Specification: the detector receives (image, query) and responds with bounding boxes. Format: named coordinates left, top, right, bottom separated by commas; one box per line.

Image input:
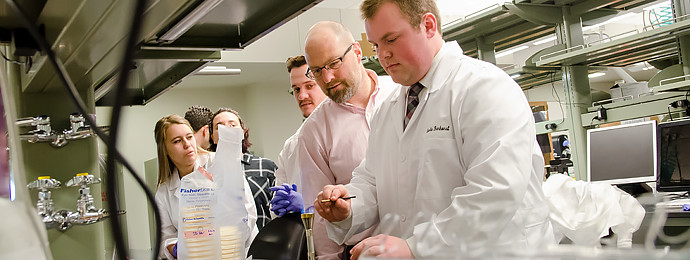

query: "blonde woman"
left=153, top=115, right=258, bottom=259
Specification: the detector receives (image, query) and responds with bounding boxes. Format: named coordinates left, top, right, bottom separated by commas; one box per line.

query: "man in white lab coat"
left=269, top=56, right=328, bottom=218
left=314, top=0, right=555, bottom=258
left=272, top=55, right=328, bottom=193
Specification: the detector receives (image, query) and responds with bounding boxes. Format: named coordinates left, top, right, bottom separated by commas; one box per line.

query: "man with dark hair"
left=314, top=0, right=555, bottom=258
left=184, top=105, right=213, bottom=150
left=210, top=108, right=277, bottom=230
left=286, top=55, right=328, bottom=118
left=269, top=56, right=328, bottom=218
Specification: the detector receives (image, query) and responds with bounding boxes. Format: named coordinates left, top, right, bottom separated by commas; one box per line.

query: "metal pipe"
left=610, top=67, right=637, bottom=83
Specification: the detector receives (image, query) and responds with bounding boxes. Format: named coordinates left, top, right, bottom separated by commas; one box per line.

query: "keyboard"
left=655, top=199, right=690, bottom=217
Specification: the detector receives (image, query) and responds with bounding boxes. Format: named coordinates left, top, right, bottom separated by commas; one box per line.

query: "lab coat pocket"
left=414, top=137, right=463, bottom=201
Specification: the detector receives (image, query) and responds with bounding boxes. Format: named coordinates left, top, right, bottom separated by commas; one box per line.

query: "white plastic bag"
left=177, top=166, right=220, bottom=259
left=207, top=125, right=249, bottom=259
left=543, top=174, right=645, bottom=248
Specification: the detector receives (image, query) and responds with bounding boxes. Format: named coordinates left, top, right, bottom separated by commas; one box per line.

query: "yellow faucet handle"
left=76, top=173, right=89, bottom=176
left=38, top=176, right=51, bottom=180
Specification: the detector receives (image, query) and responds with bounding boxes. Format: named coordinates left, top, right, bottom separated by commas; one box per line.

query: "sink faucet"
left=62, top=173, right=109, bottom=230
left=26, top=176, right=62, bottom=230
left=17, top=116, right=55, bottom=144
left=27, top=173, right=121, bottom=231
left=17, top=114, right=93, bottom=148
left=64, top=113, right=92, bottom=140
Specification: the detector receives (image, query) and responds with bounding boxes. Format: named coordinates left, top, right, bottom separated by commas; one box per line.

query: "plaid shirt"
left=242, top=153, right=277, bottom=230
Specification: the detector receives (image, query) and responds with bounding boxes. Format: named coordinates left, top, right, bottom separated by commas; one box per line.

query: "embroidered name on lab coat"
left=426, top=125, right=450, bottom=133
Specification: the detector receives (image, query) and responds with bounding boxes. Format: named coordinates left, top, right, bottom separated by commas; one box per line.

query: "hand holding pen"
left=314, top=184, right=352, bottom=223
left=321, top=196, right=356, bottom=203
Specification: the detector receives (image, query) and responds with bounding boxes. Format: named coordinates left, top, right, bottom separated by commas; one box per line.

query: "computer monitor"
left=587, top=120, right=657, bottom=185
left=656, top=119, right=690, bottom=192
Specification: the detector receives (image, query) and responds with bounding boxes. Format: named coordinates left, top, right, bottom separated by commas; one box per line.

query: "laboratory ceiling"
left=177, top=0, right=514, bottom=91
left=178, top=62, right=287, bottom=89
left=179, top=0, right=668, bottom=93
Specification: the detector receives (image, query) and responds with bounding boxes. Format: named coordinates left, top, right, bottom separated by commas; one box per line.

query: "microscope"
left=548, top=136, right=574, bottom=178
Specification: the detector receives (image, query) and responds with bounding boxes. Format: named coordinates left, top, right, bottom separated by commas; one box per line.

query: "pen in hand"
left=321, top=196, right=356, bottom=203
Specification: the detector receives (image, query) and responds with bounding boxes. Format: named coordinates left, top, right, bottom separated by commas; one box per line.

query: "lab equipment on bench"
left=587, top=120, right=657, bottom=185
left=656, top=118, right=690, bottom=193
left=301, top=212, right=315, bottom=260
left=247, top=212, right=308, bottom=259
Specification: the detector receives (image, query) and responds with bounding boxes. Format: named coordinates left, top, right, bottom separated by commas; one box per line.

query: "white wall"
left=524, top=81, right=567, bottom=123
left=243, top=82, right=303, bottom=158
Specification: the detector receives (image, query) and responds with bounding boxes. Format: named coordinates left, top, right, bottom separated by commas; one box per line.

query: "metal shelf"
left=651, top=76, right=690, bottom=92
left=504, top=65, right=560, bottom=90
left=441, top=0, right=658, bottom=59
left=536, top=17, right=690, bottom=67
left=581, top=92, right=688, bottom=126
left=362, top=56, right=386, bottom=76
left=363, top=0, right=662, bottom=88
left=504, top=65, right=607, bottom=90
left=442, top=4, right=555, bottom=58
left=515, top=0, right=659, bottom=11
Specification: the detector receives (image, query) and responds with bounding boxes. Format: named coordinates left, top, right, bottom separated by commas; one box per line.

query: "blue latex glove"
left=269, top=183, right=304, bottom=217
left=172, top=243, right=177, bottom=258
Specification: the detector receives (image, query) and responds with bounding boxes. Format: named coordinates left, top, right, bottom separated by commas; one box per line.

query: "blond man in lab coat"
left=314, top=0, right=556, bottom=258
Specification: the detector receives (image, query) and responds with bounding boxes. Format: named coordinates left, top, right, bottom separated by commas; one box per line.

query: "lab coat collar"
left=170, top=168, right=181, bottom=200
left=417, top=41, right=462, bottom=94
left=168, top=169, right=181, bottom=192
left=390, top=41, right=463, bottom=103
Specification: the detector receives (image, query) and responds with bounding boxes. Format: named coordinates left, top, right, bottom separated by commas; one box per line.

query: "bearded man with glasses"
left=287, top=21, right=396, bottom=259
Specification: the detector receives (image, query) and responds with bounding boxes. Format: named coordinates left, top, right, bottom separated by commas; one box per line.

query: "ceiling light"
left=196, top=66, right=241, bottom=75
left=495, top=45, right=529, bottom=58
left=157, top=0, right=224, bottom=43
left=588, top=72, right=606, bottom=78
left=533, top=36, right=557, bottom=46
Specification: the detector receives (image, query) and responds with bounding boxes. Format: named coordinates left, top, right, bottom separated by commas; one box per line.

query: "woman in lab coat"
left=153, top=115, right=258, bottom=259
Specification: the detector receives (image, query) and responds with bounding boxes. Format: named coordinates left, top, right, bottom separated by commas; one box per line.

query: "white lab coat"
left=274, top=99, right=326, bottom=192
left=155, top=152, right=258, bottom=259
left=275, top=125, right=303, bottom=191
left=327, top=41, right=555, bottom=257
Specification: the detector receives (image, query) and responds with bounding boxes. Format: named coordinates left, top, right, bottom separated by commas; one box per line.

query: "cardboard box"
left=610, top=82, right=650, bottom=102
left=357, top=33, right=376, bottom=57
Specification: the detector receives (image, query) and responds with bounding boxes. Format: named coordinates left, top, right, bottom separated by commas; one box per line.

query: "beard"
left=326, top=73, right=360, bottom=104
left=327, top=82, right=356, bottom=104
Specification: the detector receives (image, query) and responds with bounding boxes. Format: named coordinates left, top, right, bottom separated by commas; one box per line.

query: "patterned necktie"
left=404, top=82, right=424, bottom=130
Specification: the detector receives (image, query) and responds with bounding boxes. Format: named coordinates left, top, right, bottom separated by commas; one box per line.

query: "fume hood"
left=1, top=0, right=322, bottom=105
left=0, top=0, right=322, bottom=259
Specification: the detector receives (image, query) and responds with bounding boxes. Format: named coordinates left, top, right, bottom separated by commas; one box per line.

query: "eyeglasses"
left=306, top=43, right=353, bottom=80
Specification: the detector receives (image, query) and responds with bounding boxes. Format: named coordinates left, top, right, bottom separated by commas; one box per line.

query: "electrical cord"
left=0, top=49, right=23, bottom=64
left=5, top=1, right=161, bottom=259
left=550, top=72, right=566, bottom=126
left=107, top=0, right=149, bottom=259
